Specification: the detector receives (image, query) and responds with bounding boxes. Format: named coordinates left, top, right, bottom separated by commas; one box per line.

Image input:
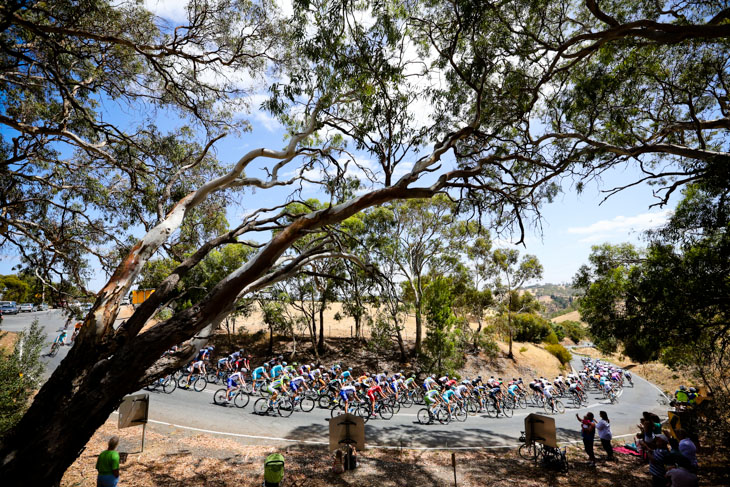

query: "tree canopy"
left=1, top=0, right=729, bottom=483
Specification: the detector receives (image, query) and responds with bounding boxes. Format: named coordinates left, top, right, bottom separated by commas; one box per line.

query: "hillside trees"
left=1, top=0, right=728, bottom=483
left=491, top=249, right=543, bottom=358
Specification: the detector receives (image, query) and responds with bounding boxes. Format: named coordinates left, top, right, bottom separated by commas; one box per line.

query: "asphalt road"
left=3, top=311, right=670, bottom=449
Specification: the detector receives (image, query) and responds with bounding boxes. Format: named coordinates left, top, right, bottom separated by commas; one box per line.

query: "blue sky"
left=0, top=0, right=679, bottom=291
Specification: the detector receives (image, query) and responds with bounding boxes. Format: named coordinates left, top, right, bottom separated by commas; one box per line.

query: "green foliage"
left=512, top=313, right=552, bottom=343
left=519, top=346, right=528, bottom=353
left=561, top=320, right=585, bottom=344
left=422, top=277, right=464, bottom=375
left=0, top=320, right=46, bottom=437
left=0, top=275, right=30, bottom=303
left=550, top=323, right=566, bottom=342
left=543, top=330, right=559, bottom=345
left=545, top=344, right=572, bottom=366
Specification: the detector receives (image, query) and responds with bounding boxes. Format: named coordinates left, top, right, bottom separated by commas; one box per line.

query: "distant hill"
left=522, top=283, right=580, bottom=317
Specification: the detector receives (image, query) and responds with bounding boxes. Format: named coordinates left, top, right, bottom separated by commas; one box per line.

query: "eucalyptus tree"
left=491, top=249, right=543, bottom=359
left=3, top=0, right=727, bottom=483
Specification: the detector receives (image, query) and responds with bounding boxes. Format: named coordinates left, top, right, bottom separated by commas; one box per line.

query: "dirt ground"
left=572, top=347, right=694, bottom=395
left=61, top=418, right=729, bottom=487
left=0, top=329, right=17, bottom=352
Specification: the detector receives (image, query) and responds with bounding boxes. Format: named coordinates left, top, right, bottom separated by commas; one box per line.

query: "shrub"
left=513, top=313, right=552, bottom=343
left=551, top=323, right=566, bottom=341
left=0, top=320, right=46, bottom=437
left=519, top=346, right=528, bottom=353
left=545, top=343, right=572, bottom=365
left=561, top=320, right=585, bottom=344
left=543, top=330, right=559, bottom=345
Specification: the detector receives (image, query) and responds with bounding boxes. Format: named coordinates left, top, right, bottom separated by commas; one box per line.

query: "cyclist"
left=266, top=376, right=290, bottom=407
left=442, top=386, right=457, bottom=417
left=54, top=329, right=68, bottom=346
left=251, top=363, right=271, bottom=392
left=226, top=370, right=246, bottom=401
left=183, top=358, right=206, bottom=389
left=423, top=388, right=443, bottom=422
left=339, top=383, right=358, bottom=414
left=289, top=374, right=308, bottom=402
left=272, top=361, right=287, bottom=379
left=366, top=379, right=385, bottom=417
left=423, top=375, right=438, bottom=391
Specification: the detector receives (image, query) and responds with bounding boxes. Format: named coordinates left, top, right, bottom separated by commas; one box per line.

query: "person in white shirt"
left=596, top=410, right=614, bottom=460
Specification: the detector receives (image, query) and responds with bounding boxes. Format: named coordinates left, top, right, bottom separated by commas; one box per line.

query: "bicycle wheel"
left=455, top=406, right=468, bottom=422
left=414, top=389, right=425, bottom=405
left=389, top=399, right=401, bottom=415
left=242, top=382, right=253, bottom=395
left=318, top=394, right=332, bottom=409
left=49, top=343, right=59, bottom=357
left=519, top=442, right=537, bottom=461
left=331, top=404, right=344, bottom=418
left=401, top=394, right=414, bottom=408
left=253, top=398, right=269, bottom=415
left=277, top=397, right=294, bottom=417
left=234, top=391, right=250, bottom=408
left=299, top=396, right=315, bottom=412
left=162, top=376, right=176, bottom=394
left=378, top=403, right=394, bottom=420
left=213, top=389, right=228, bottom=405
left=501, top=402, right=514, bottom=418
left=554, top=400, right=565, bottom=414
left=517, top=396, right=527, bottom=409
left=417, top=408, right=432, bottom=424
left=356, top=404, right=371, bottom=424
left=207, top=371, right=219, bottom=383
left=544, top=400, right=554, bottom=414
left=436, top=406, right=451, bottom=424
left=467, top=398, right=479, bottom=414
left=177, top=376, right=190, bottom=389
left=193, top=376, right=208, bottom=392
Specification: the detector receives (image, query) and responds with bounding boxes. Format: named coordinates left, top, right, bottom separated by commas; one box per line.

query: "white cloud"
left=567, top=210, right=672, bottom=243
left=143, top=0, right=189, bottom=22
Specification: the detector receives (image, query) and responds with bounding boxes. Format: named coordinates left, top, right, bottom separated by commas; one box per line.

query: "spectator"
left=332, top=449, right=344, bottom=474
left=648, top=434, right=671, bottom=487
left=577, top=412, right=596, bottom=467
left=95, top=436, right=120, bottom=487
left=666, top=455, right=698, bottom=487
left=676, top=430, right=698, bottom=473
left=596, top=410, right=614, bottom=461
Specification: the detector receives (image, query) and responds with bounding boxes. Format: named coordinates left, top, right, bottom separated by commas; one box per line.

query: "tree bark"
left=317, top=295, right=326, bottom=353
left=414, top=300, right=422, bottom=355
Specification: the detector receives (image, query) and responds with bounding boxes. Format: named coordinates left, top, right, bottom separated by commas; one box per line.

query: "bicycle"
left=253, top=394, right=294, bottom=417
left=145, top=374, right=177, bottom=394
left=291, top=392, right=316, bottom=412
left=417, top=405, right=442, bottom=424
left=358, top=398, right=394, bottom=423
left=518, top=431, right=539, bottom=462
left=213, top=387, right=250, bottom=408
left=543, top=396, right=565, bottom=415
left=178, top=373, right=208, bottom=392
left=48, top=341, right=63, bottom=357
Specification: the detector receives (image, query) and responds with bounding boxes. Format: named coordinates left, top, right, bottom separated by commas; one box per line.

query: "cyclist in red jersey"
left=366, top=380, right=385, bottom=417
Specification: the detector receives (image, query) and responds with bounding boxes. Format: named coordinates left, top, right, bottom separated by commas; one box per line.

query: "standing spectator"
left=577, top=412, right=596, bottom=467
left=666, top=456, right=698, bottom=487
left=596, top=410, right=614, bottom=461
left=648, top=434, right=671, bottom=487
left=677, top=430, right=698, bottom=473
left=96, top=436, right=120, bottom=487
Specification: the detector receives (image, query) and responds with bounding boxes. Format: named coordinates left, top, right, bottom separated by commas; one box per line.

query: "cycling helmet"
left=278, top=355, right=284, bottom=360
left=293, top=362, right=298, bottom=366
left=282, top=362, right=287, bottom=366
left=348, top=367, right=353, bottom=372
left=689, top=387, right=697, bottom=392
left=283, top=376, right=290, bottom=383
left=264, top=363, right=270, bottom=368
left=679, top=385, right=687, bottom=391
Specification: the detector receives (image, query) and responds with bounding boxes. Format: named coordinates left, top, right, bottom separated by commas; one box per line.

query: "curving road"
left=3, top=310, right=669, bottom=449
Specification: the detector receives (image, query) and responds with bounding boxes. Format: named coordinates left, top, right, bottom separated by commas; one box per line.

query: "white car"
left=19, top=303, right=34, bottom=312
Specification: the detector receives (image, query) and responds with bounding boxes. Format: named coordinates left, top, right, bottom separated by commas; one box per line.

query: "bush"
left=519, top=346, right=528, bottom=353
left=0, top=320, right=46, bottom=437
left=543, top=330, right=559, bottom=344
left=545, top=343, right=572, bottom=365
left=551, top=323, right=566, bottom=341
left=513, top=313, right=552, bottom=343
left=561, top=320, right=585, bottom=344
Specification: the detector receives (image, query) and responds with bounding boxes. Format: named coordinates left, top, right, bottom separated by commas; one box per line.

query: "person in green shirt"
left=96, top=436, right=120, bottom=487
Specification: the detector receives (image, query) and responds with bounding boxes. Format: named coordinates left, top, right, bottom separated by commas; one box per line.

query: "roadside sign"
left=524, top=413, right=557, bottom=448
left=118, top=393, right=149, bottom=428
left=329, top=413, right=365, bottom=451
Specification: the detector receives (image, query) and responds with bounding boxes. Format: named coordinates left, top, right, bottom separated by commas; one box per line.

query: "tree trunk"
left=354, top=314, right=361, bottom=340
left=414, top=305, right=422, bottom=355
left=317, top=296, right=326, bottom=353
left=268, top=322, right=274, bottom=354
left=473, top=317, right=482, bottom=350
left=507, top=312, right=514, bottom=359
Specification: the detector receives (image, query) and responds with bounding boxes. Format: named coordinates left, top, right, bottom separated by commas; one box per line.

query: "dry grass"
left=0, top=330, right=17, bottom=352
left=572, top=347, right=694, bottom=395
left=550, top=310, right=584, bottom=324
left=61, top=418, right=729, bottom=487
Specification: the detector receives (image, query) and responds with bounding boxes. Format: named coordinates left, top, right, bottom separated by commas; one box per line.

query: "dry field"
left=0, top=330, right=17, bottom=352
left=61, top=418, right=729, bottom=487
left=550, top=310, right=584, bottom=324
